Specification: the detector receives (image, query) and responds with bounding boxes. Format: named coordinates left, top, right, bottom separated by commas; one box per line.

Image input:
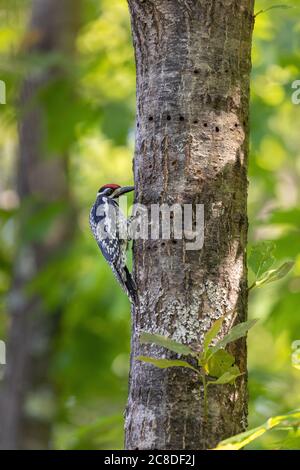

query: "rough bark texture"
left=125, top=0, right=254, bottom=450
left=0, top=0, right=79, bottom=449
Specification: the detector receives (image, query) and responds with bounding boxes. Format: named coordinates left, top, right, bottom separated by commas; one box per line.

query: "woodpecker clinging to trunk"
left=89, top=183, right=137, bottom=304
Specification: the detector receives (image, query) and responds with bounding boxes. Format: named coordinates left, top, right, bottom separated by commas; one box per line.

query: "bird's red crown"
left=101, top=184, right=120, bottom=190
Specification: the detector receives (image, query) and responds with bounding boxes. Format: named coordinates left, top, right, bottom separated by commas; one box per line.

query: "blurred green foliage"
left=0, top=0, right=299, bottom=450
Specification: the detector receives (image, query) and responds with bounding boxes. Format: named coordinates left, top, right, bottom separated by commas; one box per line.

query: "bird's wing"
left=110, top=264, right=137, bottom=304
left=90, top=197, right=137, bottom=303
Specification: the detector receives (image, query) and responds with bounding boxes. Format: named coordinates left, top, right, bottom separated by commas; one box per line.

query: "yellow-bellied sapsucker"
left=89, top=183, right=137, bottom=304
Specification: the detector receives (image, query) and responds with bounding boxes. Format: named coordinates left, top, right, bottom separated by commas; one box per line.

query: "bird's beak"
left=113, top=186, right=134, bottom=198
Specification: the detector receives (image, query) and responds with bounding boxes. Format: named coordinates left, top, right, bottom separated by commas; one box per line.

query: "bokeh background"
left=0, top=0, right=299, bottom=450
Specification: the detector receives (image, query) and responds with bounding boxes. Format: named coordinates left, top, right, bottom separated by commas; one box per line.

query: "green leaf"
left=214, top=410, right=300, bottom=450
left=206, top=349, right=235, bottom=378
left=254, top=261, right=294, bottom=288
left=211, top=319, right=257, bottom=354
left=135, top=356, right=199, bottom=373
left=140, top=332, right=196, bottom=356
left=203, top=317, right=224, bottom=355
left=208, top=366, right=243, bottom=385
left=248, top=242, right=275, bottom=278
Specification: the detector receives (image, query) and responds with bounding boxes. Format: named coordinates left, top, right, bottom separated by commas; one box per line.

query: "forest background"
left=0, top=0, right=300, bottom=450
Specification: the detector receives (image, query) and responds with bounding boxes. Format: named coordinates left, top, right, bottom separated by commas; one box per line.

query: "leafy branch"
left=248, top=241, right=294, bottom=292
left=136, top=317, right=257, bottom=419
left=214, top=410, right=300, bottom=450
left=214, top=343, right=300, bottom=449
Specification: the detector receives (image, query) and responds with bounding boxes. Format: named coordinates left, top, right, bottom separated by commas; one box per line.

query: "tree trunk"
left=0, top=0, right=79, bottom=450
left=125, top=0, right=254, bottom=450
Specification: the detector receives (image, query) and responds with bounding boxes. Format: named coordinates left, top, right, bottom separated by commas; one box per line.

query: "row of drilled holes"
left=140, top=118, right=241, bottom=132
left=147, top=240, right=178, bottom=249
left=138, top=69, right=236, bottom=127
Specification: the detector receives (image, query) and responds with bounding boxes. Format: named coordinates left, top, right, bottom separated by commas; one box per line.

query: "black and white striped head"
left=97, top=183, right=134, bottom=199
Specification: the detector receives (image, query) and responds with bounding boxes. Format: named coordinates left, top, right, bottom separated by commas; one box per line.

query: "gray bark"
left=125, top=0, right=254, bottom=449
left=0, top=0, right=79, bottom=449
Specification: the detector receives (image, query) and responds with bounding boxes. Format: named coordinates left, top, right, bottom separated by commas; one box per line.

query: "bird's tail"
left=123, top=266, right=138, bottom=305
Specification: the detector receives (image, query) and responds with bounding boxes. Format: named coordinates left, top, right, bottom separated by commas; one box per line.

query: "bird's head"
left=97, top=183, right=134, bottom=199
